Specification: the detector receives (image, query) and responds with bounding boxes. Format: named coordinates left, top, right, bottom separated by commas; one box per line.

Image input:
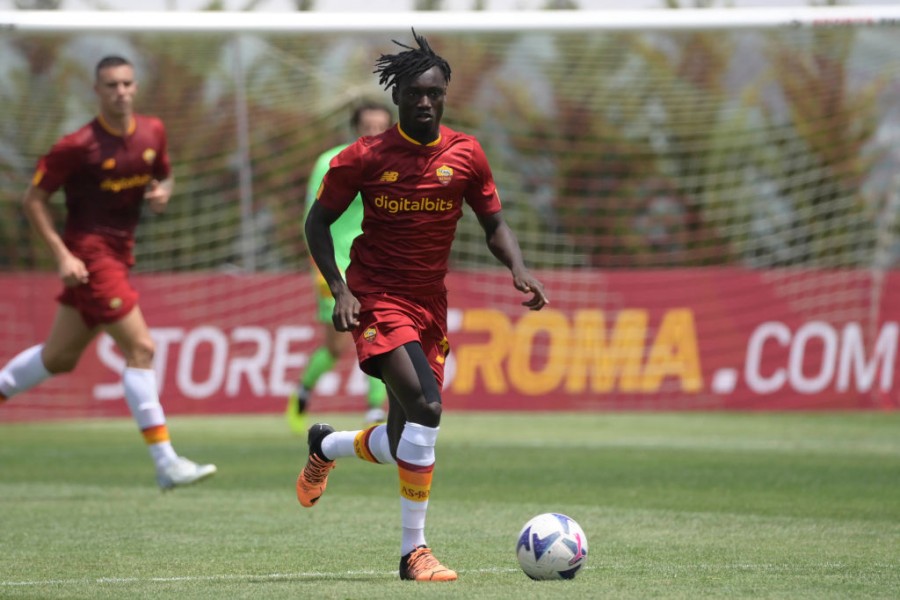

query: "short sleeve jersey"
left=303, top=143, right=364, bottom=273
left=31, top=114, right=171, bottom=243
left=316, top=125, right=501, bottom=296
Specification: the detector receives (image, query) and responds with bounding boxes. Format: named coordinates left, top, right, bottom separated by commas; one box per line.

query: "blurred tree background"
left=0, top=0, right=898, bottom=274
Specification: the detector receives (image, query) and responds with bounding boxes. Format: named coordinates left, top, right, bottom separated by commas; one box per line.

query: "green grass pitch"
left=1, top=411, right=898, bottom=599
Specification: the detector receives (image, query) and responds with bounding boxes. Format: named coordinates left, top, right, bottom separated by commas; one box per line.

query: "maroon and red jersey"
left=32, top=114, right=171, bottom=247
left=317, top=124, right=501, bottom=296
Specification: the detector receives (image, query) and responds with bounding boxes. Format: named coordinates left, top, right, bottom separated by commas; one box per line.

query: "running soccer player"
left=0, top=55, right=216, bottom=491
left=299, top=30, right=548, bottom=581
left=286, top=101, right=393, bottom=435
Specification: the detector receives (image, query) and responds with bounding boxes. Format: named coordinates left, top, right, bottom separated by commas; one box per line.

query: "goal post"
left=1, top=5, right=899, bottom=419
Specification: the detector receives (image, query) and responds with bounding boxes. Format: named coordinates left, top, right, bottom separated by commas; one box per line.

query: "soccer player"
left=298, top=30, right=548, bottom=582
left=286, top=101, right=393, bottom=435
left=0, top=55, right=216, bottom=491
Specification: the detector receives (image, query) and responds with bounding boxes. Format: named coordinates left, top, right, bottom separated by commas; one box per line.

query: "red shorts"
left=353, top=292, right=450, bottom=388
left=56, top=235, right=138, bottom=329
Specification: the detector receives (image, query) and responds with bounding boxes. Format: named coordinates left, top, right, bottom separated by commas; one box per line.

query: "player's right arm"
left=302, top=149, right=338, bottom=280
left=305, top=201, right=358, bottom=332
left=22, top=185, right=88, bottom=287
left=304, top=143, right=366, bottom=331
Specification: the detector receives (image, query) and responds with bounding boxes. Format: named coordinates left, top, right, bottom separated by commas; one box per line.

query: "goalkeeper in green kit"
left=287, top=101, right=393, bottom=434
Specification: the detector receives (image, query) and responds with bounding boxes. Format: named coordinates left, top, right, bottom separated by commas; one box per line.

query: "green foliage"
left=0, top=17, right=894, bottom=272
left=761, top=27, right=882, bottom=266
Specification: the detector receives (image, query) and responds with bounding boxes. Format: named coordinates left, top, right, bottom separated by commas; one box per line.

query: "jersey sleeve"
left=315, top=142, right=364, bottom=213
left=465, top=138, right=502, bottom=216
left=31, top=135, right=83, bottom=194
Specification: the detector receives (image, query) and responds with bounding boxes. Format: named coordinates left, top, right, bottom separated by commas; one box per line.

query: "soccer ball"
left=515, top=512, right=588, bottom=580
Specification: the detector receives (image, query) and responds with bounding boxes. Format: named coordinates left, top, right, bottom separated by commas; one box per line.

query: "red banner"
left=1, top=268, right=897, bottom=421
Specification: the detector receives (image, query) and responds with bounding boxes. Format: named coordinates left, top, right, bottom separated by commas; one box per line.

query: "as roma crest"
left=436, top=165, right=453, bottom=186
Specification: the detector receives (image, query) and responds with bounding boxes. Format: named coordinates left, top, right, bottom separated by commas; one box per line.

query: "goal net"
left=1, top=6, right=899, bottom=419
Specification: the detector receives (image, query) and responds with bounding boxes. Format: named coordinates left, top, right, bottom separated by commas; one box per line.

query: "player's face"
left=393, top=66, right=446, bottom=144
left=356, top=108, right=392, bottom=137
left=94, top=64, right=137, bottom=120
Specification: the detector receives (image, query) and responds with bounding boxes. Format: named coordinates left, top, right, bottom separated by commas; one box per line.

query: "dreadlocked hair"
left=374, top=28, right=451, bottom=91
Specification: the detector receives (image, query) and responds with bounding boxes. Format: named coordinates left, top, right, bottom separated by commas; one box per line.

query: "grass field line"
left=0, top=566, right=525, bottom=587
left=4, top=563, right=897, bottom=588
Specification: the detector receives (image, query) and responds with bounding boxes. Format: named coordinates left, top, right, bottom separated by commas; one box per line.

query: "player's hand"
left=513, top=271, right=548, bottom=311
left=144, top=179, right=170, bottom=214
left=332, top=289, right=361, bottom=332
left=59, top=253, right=89, bottom=287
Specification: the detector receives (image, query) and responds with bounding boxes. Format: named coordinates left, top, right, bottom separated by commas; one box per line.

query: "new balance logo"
left=380, top=171, right=399, bottom=182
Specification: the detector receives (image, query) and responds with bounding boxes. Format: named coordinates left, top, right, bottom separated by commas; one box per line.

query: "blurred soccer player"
left=0, top=55, right=216, bottom=491
left=286, top=101, right=393, bottom=435
left=299, top=30, right=548, bottom=581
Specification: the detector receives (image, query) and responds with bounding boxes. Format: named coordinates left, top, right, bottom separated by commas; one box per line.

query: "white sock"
left=148, top=442, right=177, bottom=467
left=0, top=344, right=51, bottom=398
left=366, top=425, right=396, bottom=465
left=123, top=367, right=165, bottom=429
left=401, top=525, right=427, bottom=556
left=397, top=422, right=439, bottom=467
left=397, top=422, right=439, bottom=555
left=320, top=430, right=360, bottom=459
left=123, top=367, right=176, bottom=468
left=348, top=425, right=397, bottom=465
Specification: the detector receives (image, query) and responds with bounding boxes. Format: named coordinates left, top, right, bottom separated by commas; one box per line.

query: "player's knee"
left=410, top=398, right=442, bottom=427
left=125, top=338, right=155, bottom=368
left=424, top=400, right=442, bottom=421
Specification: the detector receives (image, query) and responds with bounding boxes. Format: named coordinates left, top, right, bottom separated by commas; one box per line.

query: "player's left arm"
left=145, top=175, right=173, bottom=214
left=145, top=118, right=173, bottom=214
left=476, top=211, right=548, bottom=311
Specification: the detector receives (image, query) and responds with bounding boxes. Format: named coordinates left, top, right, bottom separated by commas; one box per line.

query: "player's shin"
left=396, top=422, right=438, bottom=554
left=123, top=367, right=176, bottom=467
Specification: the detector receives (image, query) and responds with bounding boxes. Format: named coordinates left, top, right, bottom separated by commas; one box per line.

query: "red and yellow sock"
left=352, top=424, right=395, bottom=464
left=398, top=459, right=434, bottom=503
left=354, top=426, right=380, bottom=463
left=142, top=424, right=170, bottom=445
